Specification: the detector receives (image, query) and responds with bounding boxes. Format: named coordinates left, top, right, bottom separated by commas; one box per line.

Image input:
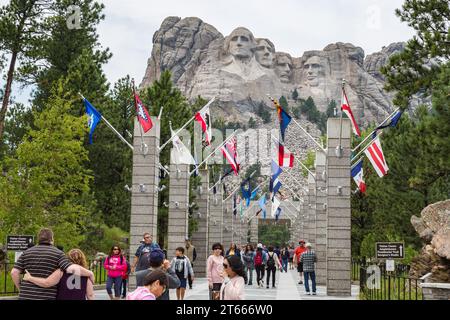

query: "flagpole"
left=240, top=176, right=270, bottom=217
left=158, top=97, right=216, bottom=152
left=278, top=178, right=305, bottom=203
left=189, top=131, right=237, bottom=176
left=351, top=108, right=400, bottom=153
left=267, top=94, right=325, bottom=153
left=79, top=93, right=134, bottom=151
left=337, top=79, right=345, bottom=157
left=131, top=79, right=147, bottom=152
left=351, top=130, right=384, bottom=164
left=270, top=134, right=316, bottom=180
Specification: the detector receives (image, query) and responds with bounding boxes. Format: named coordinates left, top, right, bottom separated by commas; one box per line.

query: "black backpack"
left=267, top=253, right=275, bottom=268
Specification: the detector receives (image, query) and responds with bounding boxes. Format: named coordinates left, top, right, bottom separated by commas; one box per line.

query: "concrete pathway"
left=95, top=268, right=359, bottom=300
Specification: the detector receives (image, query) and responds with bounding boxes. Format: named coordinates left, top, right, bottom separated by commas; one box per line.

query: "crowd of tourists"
left=11, top=228, right=317, bottom=300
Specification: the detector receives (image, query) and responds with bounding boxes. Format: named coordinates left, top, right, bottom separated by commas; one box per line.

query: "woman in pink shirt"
left=207, top=242, right=224, bottom=300
left=220, top=255, right=245, bottom=300
left=104, top=245, right=127, bottom=300
left=126, top=269, right=168, bottom=300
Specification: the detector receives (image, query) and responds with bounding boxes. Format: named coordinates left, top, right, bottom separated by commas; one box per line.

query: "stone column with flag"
left=129, top=117, right=160, bottom=290
left=307, top=174, right=317, bottom=247
left=167, top=149, right=190, bottom=261
left=315, top=150, right=327, bottom=285
left=326, top=118, right=352, bottom=296
left=191, top=168, right=209, bottom=277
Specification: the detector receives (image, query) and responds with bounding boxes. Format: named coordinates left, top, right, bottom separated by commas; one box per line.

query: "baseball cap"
left=257, top=243, right=263, bottom=249
left=149, top=249, right=165, bottom=265
left=305, top=243, right=312, bottom=248
left=299, top=240, right=305, bottom=244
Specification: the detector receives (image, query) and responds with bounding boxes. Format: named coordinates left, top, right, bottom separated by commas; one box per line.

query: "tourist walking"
left=135, top=248, right=180, bottom=300
left=288, top=246, right=295, bottom=270
left=126, top=269, right=168, bottom=300
left=23, top=248, right=94, bottom=300
left=11, top=228, right=94, bottom=300
left=170, top=247, right=194, bottom=300
left=185, top=238, right=197, bottom=289
left=241, top=244, right=255, bottom=285
left=281, top=247, right=290, bottom=273
left=294, top=240, right=307, bottom=284
left=265, top=246, right=281, bottom=289
left=207, top=242, right=225, bottom=300
left=104, top=245, right=127, bottom=300
left=132, top=233, right=160, bottom=272
left=121, top=257, right=131, bottom=299
left=226, top=243, right=241, bottom=257
left=254, top=243, right=268, bottom=288
left=301, top=243, right=317, bottom=295
left=220, top=255, right=245, bottom=300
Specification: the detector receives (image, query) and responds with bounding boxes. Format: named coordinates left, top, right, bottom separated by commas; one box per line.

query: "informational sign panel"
left=375, top=242, right=404, bottom=259
left=6, top=235, right=34, bottom=251
left=386, top=259, right=395, bottom=272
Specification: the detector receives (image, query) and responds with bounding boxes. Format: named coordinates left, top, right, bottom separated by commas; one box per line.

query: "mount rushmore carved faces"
left=275, top=53, right=293, bottom=83
left=255, top=38, right=275, bottom=68
left=303, top=56, right=323, bottom=87
left=225, top=27, right=257, bottom=61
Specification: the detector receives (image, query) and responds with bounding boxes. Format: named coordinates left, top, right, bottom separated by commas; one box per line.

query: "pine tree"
left=0, top=83, right=94, bottom=249
left=292, top=88, right=299, bottom=101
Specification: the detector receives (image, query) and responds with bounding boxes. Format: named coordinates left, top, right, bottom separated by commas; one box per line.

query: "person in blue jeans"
left=300, top=243, right=317, bottom=295
left=280, top=247, right=289, bottom=273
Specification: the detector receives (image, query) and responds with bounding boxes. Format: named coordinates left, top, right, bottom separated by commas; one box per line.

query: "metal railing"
left=352, top=258, right=423, bottom=300
left=1, top=258, right=108, bottom=296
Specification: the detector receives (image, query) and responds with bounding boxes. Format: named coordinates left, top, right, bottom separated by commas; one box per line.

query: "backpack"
left=136, top=252, right=151, bottom=271
left=267, top=253, right=275, bottom=268
left=254, top=251, right=263, bottom=266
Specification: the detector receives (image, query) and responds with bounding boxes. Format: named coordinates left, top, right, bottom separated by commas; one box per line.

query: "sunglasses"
left=213, top=247, right=222, bottom=250
left=223, top=263, right=229, bottom=269
left=113, top=248, right=120, bottom=251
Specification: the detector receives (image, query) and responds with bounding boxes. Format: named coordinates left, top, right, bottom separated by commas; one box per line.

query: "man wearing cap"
left=293, top=240, right=307, bottom=284
left=132, top=233, right=160, bottom=273
left=185, top=238, right=197, bottom=289
left=300, top=243, right=317, bottom=295
left=135, top=248, right=180, bottom=300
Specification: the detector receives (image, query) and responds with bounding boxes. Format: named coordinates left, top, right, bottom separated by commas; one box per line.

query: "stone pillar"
left=167, top=150, right=190, bottom=261
left=222, top=200, right=233, bottom=249
left=191, top=169, right=209, bottom=277
left=315, top=150, right=327, bottom=285
left=301, top=200, right=309, bottom=242
left=129, top=117, right=160, bottom=289
left=249, top=213, right=259, bottom=245
left=208, top=185, right=223, bottom=252
left=326, top=118, right=351, bottom=296
left=307, top=174, right=317, bottom=247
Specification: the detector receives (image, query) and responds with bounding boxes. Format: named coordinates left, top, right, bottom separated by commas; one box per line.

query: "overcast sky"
left=3, top=0, right=415, bottom=104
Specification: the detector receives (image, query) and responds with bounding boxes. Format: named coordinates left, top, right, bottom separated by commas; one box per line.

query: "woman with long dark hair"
left=220, top=255, right=246, bottom=300
left=104, top=245, right=127, bottom=300
left=207, top=242, right=225, bottom=300
left=241, top=244, right=255, bottom=285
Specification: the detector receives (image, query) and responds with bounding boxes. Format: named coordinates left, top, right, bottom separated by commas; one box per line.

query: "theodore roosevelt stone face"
left=275, top=53, right=293, bottom=83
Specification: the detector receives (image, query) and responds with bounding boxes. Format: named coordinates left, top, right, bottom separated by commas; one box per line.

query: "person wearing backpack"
left=170, top=247, right=194, bottom=300
left=253, top=243, right=268, bottom=288
left=265, top=246, right=281, bottom=289
left=121, top=257, right=131, bottom=299
left=104, top=245, right=127, bottom=300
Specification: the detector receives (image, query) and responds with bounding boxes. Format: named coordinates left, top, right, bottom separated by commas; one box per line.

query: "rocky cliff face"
left=141, top=16, right=405, bottom=127
left=410, top=200, right=450, bottom=282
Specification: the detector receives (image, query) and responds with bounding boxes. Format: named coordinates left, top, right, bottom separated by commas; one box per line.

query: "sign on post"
left=375, top=242, right=404, bottom=259
left=7, top=235, right=34, bottom=251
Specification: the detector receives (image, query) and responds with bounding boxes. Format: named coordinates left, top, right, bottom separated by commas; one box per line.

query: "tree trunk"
left=0, top=50, right=18, bottom=142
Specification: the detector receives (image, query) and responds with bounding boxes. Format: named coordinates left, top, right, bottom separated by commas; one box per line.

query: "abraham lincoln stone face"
left=303, top=56, right=323, bottom=87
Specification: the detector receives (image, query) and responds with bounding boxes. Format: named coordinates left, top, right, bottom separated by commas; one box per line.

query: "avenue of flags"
left=79, top=79, right=405, bottom=224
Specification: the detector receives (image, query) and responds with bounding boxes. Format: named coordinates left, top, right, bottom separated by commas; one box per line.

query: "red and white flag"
left=341, top=88, right=361, bottom=137
left=277, top=142, right=294, bottom=168
left=221, top=136, right=240, bottom=175
left=194, top=106, right=212, bottom=145
left=364, top=136, right=389, bottom=177
left=134, top=94, right=153, bottom=133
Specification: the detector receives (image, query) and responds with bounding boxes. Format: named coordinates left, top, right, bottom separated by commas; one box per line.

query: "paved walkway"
left=95, top=268, right=359, bottom=300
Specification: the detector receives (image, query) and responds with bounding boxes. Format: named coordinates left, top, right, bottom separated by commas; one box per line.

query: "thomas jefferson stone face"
left=303, top=56, right=323, bottom=87
left=275, top=54, right=293, bottom=83
left=255, top=39, right=274, bottom=68
left=226, top=28, right=255, bottom=60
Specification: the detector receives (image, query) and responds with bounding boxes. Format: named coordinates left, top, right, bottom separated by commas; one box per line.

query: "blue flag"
left=372, top=110, right=403, bottom=138
left=270, top=160, right=282, bottom=195
left=250, top=186, right=260, bottom=201
left=275, top=207, right=281, bottom=221
left=277, top=105, right=292, bottom=142
left=83, top=98, right=102, bottom=144
left=241, top=178, right=251, bottom=207
left=257, top=194, right=267, bottom=219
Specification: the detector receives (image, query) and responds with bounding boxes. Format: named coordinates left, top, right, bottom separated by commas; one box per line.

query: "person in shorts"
left=170, top=247, right=194, bottom=300
left=294, top=240, right=307, bottom=284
